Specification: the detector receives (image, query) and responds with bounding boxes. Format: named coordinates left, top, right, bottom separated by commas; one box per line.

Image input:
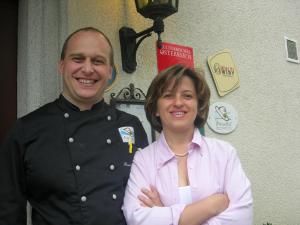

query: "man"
left=0, top=27, right=148, bottom=225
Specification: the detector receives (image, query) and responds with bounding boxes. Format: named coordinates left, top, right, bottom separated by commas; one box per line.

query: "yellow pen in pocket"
left=128, top=140, right=133, bottom=154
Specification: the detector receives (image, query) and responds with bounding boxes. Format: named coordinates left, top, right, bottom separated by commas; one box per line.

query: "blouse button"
left=64, top=113, right=69, bottom=118
left=75, top=165, right=81, bottom=171
left=81, top=196, right=87, bottom=202
left=109, top=164, right=115, bottom=171
left=68, top=137, right=74, bottom=143
left=106, top=139, right=112, bottom=144
left=112, top=194, right=117, bottom=200
left=107, top=115, right=112, bottom=121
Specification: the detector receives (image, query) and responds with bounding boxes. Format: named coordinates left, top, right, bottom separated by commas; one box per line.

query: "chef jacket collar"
left=57, top=94, right=105, bottom=111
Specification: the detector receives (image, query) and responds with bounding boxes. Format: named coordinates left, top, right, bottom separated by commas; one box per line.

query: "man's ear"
left=58, top=60, right=64, bottom=75
left=109, top=66, right=113, bottom=80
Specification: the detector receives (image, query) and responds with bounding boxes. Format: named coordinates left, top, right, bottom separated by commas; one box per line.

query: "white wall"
left=18, top=0, right=67, bottom=117
left=19, top=0, right=300, bottom=224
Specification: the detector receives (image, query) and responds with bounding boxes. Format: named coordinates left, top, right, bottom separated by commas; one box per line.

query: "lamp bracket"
left=119, top=18, right=164, bottom=73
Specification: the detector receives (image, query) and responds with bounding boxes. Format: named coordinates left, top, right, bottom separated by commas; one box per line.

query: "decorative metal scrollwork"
left=110, top=83, right=146, bottom=106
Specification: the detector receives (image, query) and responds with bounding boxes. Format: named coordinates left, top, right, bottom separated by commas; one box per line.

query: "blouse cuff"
left=170, top=203, right=186, bottom=225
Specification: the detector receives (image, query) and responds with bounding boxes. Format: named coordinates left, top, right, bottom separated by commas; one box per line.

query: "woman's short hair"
left=145, top=64, right=211, bottom=132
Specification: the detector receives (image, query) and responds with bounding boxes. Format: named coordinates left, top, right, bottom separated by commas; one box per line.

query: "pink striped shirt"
left=122, top=129, right=253, bottom=225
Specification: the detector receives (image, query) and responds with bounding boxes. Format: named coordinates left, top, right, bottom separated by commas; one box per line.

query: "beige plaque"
left=208, top=49, right=240, bottom=96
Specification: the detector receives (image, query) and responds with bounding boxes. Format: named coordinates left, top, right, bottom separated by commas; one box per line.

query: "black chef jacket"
left=0, top=95, right=149, bottom=225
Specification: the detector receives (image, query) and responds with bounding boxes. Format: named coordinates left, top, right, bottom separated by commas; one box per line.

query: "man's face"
left=59, top=31, right=112, bottom=110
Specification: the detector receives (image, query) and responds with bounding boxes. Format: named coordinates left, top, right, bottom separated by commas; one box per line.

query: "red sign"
left=157, top=42, right=194, bottom=72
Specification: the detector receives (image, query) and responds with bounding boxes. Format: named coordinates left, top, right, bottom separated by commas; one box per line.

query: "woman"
left=122, top=65, right=253, bottom=225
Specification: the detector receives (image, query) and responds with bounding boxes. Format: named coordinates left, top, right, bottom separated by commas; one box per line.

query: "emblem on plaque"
left=207, top=102, right=238, bottom=134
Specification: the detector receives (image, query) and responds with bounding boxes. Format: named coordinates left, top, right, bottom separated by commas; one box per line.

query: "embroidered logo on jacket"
left=123, top=162, right=132, bottom=167
left=118, top=127, right=135, bottom=144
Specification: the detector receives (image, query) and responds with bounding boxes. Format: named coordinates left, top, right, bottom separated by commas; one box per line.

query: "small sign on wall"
left=207, top=49, right=240, bottom=97
left=207, top=102, right=238, bottom=134
left=284, top=36, right=299, bottom=64
left=157, top=42, right=194, bottom=72
left=105, top=66, right=118, bottom=92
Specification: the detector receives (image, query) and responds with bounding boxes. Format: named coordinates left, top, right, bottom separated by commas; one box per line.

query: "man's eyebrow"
left=68, top=53, right=84, bottom=58
left=68, top=53, right=107, bottom=59
left=93, top=55, right=107, bottom=59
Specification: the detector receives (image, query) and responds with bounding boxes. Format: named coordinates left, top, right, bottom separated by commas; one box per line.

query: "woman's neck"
left=163, top=127, right=194, bottom=155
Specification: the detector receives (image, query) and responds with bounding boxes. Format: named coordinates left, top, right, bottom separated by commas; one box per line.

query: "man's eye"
left=93, top=59, right=105, bottom=65
left=72, top=57, right=84, bottom=62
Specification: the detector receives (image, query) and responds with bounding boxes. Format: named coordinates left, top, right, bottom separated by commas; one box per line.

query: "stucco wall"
left=18, top=0, right=300, bottom=224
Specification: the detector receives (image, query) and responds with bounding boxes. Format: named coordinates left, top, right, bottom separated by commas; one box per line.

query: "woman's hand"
left=138, top=185, right=164, bottom=207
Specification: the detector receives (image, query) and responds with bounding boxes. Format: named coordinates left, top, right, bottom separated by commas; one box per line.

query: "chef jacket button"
left=109, top=164, right=115, bottom=171
left=81, top=196, right=87, bottom=202
left=68, top=137, right=74, bottom=143
left=75, top=165, right=81, bottom=171
left=64, top=113, right=69, bottom=118
left=106, top=139, right=112, bottom=144
left=112, top=194, right=117, bottom=200
left=107, top=115, right=112, bottom=121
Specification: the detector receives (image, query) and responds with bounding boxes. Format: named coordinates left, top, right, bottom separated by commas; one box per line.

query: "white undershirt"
left=178, top=186, right=192, bottom=204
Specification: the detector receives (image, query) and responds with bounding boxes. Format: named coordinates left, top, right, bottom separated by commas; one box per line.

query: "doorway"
left=0, top=0, right=18, bottom=143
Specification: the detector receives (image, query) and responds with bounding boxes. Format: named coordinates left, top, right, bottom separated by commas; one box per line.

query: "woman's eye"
left=185, top=94, right=193, bottom=98
left=162, top=93, right=172, bottom=98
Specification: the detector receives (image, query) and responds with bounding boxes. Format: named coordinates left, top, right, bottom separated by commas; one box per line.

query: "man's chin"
left=77, top=93, right=103, bottom=102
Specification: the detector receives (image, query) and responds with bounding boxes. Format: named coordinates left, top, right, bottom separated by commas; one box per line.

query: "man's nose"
left=82, top=60, right=94, bottom=74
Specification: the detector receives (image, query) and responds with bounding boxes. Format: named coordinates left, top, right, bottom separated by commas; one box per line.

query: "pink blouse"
left=122, top=129, right=253, bottom=225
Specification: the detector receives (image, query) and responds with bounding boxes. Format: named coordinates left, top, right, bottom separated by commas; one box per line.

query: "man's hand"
left=138, top=185, right=164, bottom=207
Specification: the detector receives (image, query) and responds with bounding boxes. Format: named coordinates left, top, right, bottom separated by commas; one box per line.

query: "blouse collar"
left=156, top=128, right=204, bottom=167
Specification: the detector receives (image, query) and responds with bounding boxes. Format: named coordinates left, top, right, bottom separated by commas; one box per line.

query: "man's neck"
left=61, top=93, right=102, bottom=111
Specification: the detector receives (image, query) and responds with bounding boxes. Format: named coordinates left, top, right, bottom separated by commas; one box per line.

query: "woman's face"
left=156, top=76, right=198, bottom=134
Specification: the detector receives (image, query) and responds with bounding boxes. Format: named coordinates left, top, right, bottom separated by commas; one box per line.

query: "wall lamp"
left=119, top=0, right=179, bottom=73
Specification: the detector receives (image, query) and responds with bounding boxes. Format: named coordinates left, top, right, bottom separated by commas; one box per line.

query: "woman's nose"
left=174, top=96, right=183, bottom=106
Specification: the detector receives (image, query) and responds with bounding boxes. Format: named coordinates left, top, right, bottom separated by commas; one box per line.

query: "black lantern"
left=119, top=0, right=179, bottom=73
